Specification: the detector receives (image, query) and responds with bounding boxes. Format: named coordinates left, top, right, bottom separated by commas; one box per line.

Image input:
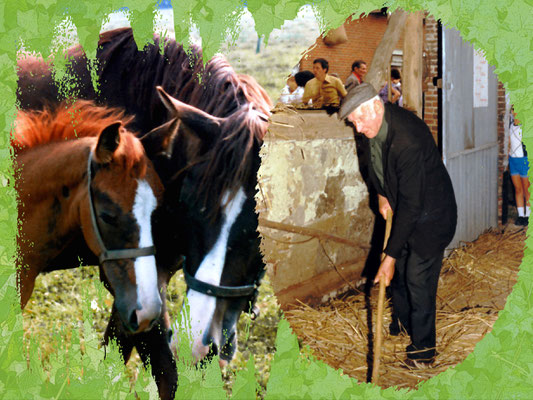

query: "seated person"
left=294, top=70, right=314, bottom=88
left=278, top=71, right=315, bottom=105
left=279, top=75, right=304, bottom=104
left=302, top=58, right=347, bottom=108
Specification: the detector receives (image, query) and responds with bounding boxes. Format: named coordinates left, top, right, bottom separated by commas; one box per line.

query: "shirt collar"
left=371, top=115, right=388, bottom=145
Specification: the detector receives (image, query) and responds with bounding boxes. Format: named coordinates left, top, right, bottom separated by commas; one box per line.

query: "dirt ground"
left=284, top=223, right=526, bottom=389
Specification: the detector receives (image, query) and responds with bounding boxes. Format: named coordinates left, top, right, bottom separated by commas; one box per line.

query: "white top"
left=279, top=85, right=305, bottom=104
left=509, top=123, right=524, bottom=158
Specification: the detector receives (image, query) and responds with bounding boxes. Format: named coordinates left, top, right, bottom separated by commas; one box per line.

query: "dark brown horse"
left=17, top=27, right=272, bottom=398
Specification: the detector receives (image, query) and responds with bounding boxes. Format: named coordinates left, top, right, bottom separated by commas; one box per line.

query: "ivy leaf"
left=231, top=355, right=260, bottom=400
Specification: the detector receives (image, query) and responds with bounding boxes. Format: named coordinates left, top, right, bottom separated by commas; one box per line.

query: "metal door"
left=441, top=27, right=499, bottom=248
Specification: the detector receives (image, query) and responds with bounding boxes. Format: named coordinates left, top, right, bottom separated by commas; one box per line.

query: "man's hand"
left=374, top=255, right=396, bottom=287
left=378, top=194, right=392, bottom=220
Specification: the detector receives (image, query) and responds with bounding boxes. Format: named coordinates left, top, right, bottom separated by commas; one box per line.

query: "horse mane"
left=13, top=101, right=146, bottom=176
left=151, top=32, right=273, bottom=212
left=29, top=28, right=273, bottom=214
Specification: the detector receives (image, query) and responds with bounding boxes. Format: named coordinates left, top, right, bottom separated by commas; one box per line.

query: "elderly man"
left=345, top=60, right=367, bottom=91
left=302, top=58, right=347, bottom=108
left=339, top=83, right=457, bottom=367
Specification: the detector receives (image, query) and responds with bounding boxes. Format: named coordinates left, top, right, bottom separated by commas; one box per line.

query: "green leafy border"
left=0, top=0, right=531, bottom=398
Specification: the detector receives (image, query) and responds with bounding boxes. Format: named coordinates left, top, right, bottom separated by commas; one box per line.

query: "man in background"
left=302, top=58, right=347, bottom=108
left=345, top=60, right=367, bottom=91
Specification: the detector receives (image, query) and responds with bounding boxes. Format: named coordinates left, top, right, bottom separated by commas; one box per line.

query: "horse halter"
left=182, top=260, right=266, bottom=319
left=87, top=150, right=156, bottom=264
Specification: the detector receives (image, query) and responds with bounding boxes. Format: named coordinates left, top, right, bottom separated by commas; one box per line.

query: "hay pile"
left=284, top=225, right=525, bottom=389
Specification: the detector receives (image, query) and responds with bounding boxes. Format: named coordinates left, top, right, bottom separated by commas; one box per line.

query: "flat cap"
left=338, top=82, right=378, bottom=120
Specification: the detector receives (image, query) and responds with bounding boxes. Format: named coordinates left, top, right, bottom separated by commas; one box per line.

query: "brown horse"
left=17, top=27, right=272, bottom=398
left=13, top=100, right=179, bottom=397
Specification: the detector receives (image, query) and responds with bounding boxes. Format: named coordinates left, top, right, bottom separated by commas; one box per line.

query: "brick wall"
left=300, top=13, right=404, bottom=84
left=300, top=12, right=440, bottom=140
left=423, top=15, right=439, bottom=142
left=497, top=81, right=507, bottom=225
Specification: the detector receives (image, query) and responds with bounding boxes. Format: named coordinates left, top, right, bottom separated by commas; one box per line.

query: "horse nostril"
left=199, top=342, right=218, bottom=368
left=129, top=310, right=139, bottom=332
left=210, top=342, right=218, bottom=356
left=198, top=343, right=218, bottom=368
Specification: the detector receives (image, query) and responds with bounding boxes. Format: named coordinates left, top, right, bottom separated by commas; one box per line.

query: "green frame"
left=1, top=0, right=531, bottom=398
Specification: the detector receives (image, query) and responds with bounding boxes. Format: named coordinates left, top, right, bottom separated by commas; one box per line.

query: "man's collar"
left=352, top=71, right=362, bottom=83
left=372, top=114, right=388, bottom=144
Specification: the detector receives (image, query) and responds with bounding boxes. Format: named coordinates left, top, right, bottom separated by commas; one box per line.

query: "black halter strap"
left=87, top=151, right=156, bottom=264
left=183, top=265, right=257, bottom=298
left=182, top=259, right=265, bottom=308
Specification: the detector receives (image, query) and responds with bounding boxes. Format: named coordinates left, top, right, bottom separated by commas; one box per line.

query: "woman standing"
left=509, top=108, right=530, bottom=225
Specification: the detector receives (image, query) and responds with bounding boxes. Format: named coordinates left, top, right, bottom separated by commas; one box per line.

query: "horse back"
left=17, top=28, right=174, bottom=135
left=17, top=45, right=97, bottom=110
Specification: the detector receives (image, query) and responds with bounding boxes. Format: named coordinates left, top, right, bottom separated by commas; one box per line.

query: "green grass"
left=21, top=8, right=319, bottom=398
left=23, top=266, right=281, bottom=398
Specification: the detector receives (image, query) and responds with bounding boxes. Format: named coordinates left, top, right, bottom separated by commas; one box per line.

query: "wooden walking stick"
left=371, top=209, right=393, bottom=385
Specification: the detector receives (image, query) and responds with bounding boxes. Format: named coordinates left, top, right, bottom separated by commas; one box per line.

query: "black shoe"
left=406, top=344, right=437, bottom=361
left=402, top=357, right=435, bottom=369
left=515, top=217, right=527, bottom=226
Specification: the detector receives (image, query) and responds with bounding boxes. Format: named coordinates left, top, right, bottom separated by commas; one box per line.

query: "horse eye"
left=99, top=212, right=118, bottom=226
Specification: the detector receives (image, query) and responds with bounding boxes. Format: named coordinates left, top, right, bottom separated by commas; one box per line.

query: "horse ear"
left=139, top=117, right=179, bottom=158
left=95, top=122, right=122, bottom=163
left=156, top=86, right=222, bottom=142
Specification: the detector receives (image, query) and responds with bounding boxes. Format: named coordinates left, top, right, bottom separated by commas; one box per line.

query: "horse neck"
left=16, top=138, right=93, bottom=231
left=95, top=30, right=169, bottom=132
left=98, top=29, right=234, bottom=130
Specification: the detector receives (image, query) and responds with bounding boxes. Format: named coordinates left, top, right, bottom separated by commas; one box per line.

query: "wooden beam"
left=258, top=217, right=371, bottom=250
left=365, top=9, right=408, bottom=92
left=402, top=11, right=424, bottom=117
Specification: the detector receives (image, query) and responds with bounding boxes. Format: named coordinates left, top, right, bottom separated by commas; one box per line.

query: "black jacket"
left=368, top=104, right=457, bottom=259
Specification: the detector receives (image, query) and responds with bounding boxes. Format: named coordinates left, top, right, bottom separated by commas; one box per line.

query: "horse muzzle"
left=133, top=297, right=162, bottom=332
left=116, top=294, right=162, bottom=333
left=191, top=333, right=234, bottom=370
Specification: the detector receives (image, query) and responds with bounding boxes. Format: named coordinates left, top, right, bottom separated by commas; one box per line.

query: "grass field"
left=22, top=6, right=321, bottom=398
left=218, top=8, right=320, bottom=102
left=23, top=266, right=282, bottom=397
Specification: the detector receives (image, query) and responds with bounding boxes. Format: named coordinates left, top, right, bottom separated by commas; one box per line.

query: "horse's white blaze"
left=132, top=180, right=161, bottom=324
left=175, top=188, right=246, bottom=361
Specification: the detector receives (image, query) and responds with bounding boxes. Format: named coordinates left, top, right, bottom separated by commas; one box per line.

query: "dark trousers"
left=390, top=245, right=443, bottom=360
